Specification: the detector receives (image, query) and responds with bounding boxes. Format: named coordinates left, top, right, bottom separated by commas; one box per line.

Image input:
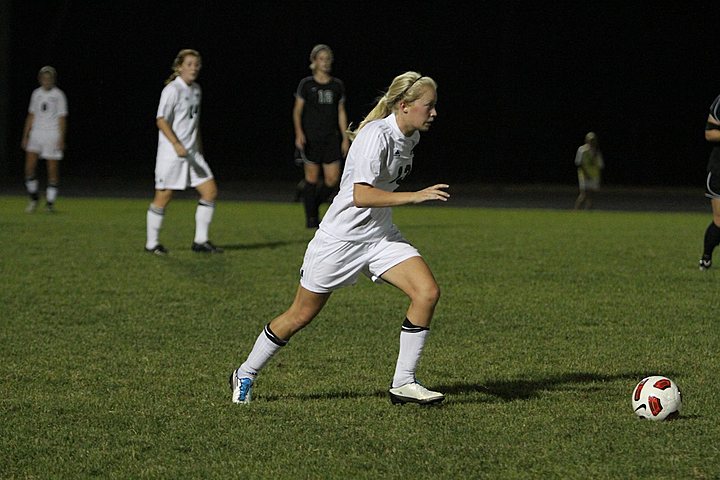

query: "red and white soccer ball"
left=631, top=376, right=682, bottom=421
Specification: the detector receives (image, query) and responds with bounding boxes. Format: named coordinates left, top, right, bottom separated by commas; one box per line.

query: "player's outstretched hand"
left=413, top=184, right=450, bottom=204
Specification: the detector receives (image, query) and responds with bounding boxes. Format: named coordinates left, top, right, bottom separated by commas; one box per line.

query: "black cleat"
left=192, top=241, right=224, bottom=253
left=145, top=244, right=169, bottom=256
left=699, top=256, right=712, bottom=271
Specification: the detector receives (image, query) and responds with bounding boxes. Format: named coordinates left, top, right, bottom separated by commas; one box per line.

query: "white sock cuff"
left=149, top=204, right=165, bottom=215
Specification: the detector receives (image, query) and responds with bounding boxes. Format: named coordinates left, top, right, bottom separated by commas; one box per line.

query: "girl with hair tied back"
left=293, top=44, right=350, bottom=228
left=21, top=65, right=67, bottom=213
left=230, top=71, right=449, bottom=406
left=145, top=49, right=223, bottom=255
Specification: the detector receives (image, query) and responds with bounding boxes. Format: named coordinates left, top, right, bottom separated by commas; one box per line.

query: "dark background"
left=3, top=1, right=720, bottom=188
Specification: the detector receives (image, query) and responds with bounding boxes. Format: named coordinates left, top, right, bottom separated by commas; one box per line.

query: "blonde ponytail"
left=347, top=71, right=436, bottom=140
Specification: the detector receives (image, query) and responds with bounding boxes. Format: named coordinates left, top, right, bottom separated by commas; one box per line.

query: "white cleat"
left=389, top=382, right=445, bottom=405
left=25, top=200, right=38, bottom=213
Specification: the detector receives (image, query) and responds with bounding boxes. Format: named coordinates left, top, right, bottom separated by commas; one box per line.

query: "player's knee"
left=201, top=185, right=218, bottom=202
left=414, top=283, right=441, bottom=308
left=202, top=191, right=217, bottom=203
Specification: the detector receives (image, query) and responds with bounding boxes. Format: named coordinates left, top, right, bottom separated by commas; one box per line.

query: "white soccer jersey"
left=28, top=87, right=67, bottom=131
left=156, top=76, right=201, bottom=159
left=320, top=114, right=420, bottom=242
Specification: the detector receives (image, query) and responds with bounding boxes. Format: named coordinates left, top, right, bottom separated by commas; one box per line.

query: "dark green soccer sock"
left=703, top=222, right=720, bottom=257
left=303, top=182, right=319, bottom=220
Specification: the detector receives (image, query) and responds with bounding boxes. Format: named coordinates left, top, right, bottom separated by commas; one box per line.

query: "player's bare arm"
left=21, top=113, right=34, bottom=149
left=58, top=116, right=67, bottom=150
left=353, top=182, right=449, bottom=207
left=156, top=117, right=187, bottom=156
left=706, top=115, right=720, bottom=143
left=338, top=102, right=350, bottom=157
left=292, top=97, right=306, bottom=150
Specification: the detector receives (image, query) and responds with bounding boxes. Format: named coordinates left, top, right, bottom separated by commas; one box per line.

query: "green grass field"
left=1, top=195, right=719, bottom=479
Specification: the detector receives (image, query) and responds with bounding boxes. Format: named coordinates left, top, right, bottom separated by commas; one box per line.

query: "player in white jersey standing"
left=230, top=71, right=449, bottom=405
left=21, top=66, right=67, bottom=213
left=145, top=49, right=222, bottom=255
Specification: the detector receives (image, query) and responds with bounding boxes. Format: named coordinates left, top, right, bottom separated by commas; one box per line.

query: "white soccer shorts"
left=26, top=129, right=63, bottom=160
left=154, top=150, right=214, bottom=190
left=578, top=175, right=600, bottom=192
left=299, top=229, right=421, bottom=294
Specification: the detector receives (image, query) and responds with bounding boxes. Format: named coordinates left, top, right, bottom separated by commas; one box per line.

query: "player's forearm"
left=22, top=114, right=34, bottom=137
left=353, top=183, right=417, bottom=208
left=292, top=101, right=304, bottom=137
left=338, top=105, right=349, bottom=139
left=705, top=130, right=720, bottom=142
left=292, top=113, right=304, bottom=137
left=58, top=116, right=67, bottom=141
left=705, top=115, right=720, bottom=142
left=156, top=118, right=181, bottom=145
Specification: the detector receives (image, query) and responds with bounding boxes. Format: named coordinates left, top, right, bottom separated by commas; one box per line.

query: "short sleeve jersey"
left=707, top=94, right=720, bottom=173
left=319, top=114, right=419, bottom=242
left=574, top=145, right=604, bottom=180
left=295, top=76, right=345, bottom=140
left=28, top=86, right=68, bottom=131
left=156, top=76, right=201, bottom=159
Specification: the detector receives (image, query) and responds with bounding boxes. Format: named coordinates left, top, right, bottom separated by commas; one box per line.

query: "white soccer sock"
left=392, top=323, right=429, bottom=388
left=146, top=204, right=165, bottom=249
left=46, top=184, right=58, bottom=204
left=25, top=177, right=39, bottom=196
left=194, top=200, right=215, bottom=244
left=237, top=324, right=287, bottom=379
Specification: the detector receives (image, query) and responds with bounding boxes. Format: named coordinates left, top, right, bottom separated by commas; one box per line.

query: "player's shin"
left=194, top=200, right=215, bottom=243
left=146, top=204, right=165, bottom=249
left=391, top=317, right=429, bottom=388
left=237, top=323, right=288, bottom=379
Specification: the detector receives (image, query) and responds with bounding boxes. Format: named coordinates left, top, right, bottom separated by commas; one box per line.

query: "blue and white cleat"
left=229, top=369, right=254, bottom=404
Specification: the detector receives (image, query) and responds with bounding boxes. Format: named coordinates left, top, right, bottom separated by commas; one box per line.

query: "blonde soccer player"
left=145, top=49, right=222, bottom=255
left=21, top=66, right=67, bottom=213
left=230, top=71, right=448, bottom=405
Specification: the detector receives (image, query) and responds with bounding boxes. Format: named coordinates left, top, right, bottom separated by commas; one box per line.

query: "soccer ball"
left=631, top=376, right=682, bottom=421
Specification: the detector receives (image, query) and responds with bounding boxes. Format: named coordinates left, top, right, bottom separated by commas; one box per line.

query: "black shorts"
left=705, top=171, right=720, bottom=199
left=303, top=135, right=342, bottom=165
